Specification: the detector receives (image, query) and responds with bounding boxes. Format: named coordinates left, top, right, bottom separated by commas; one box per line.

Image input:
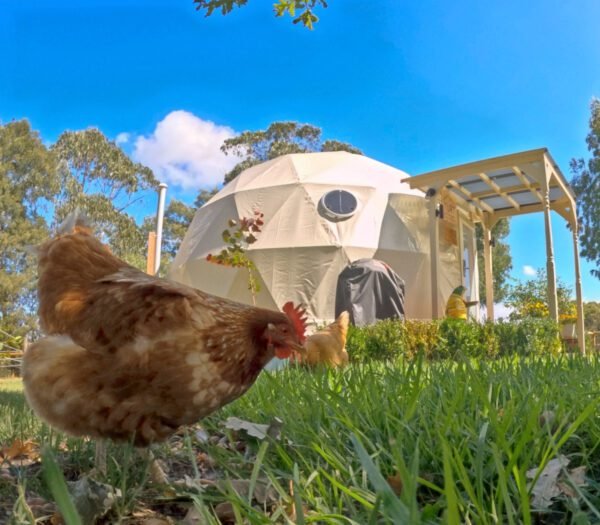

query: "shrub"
left=401, top=320, right=440, bottom=358
left=434, top=319, right=487, bottom=360
left=346, top=317, right=561, bottom=362
left=493, top=318, right=561, bottom=356
left=346, top=319, right=404, bottom=362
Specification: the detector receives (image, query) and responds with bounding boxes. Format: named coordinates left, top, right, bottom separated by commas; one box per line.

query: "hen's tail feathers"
left=335, top=311, right=350, bottom=331
left=57, top=208, right=93, bottom=236
left=23, top=209, right=92, bottom=259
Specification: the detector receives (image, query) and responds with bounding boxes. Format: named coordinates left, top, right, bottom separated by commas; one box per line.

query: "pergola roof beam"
left=543, top=151, right=577, bottom=206
left=491, top=198, right=571, bottom=220
left=404, top=148, right=547, bottom=190
left=402, top=147, right=584, bottom=353
left=470, top=182, right=542, bottom=200
left=511, top=166, right=544, bottom=201
left=478, top=172, right=521, bottom=210
left=447, top=180, right=495, bottom=213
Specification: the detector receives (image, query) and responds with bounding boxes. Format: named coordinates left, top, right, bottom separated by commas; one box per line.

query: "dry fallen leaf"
left=140, top=518, right=173, bottom=525
left=172, top=474, right=215, bottom=492
left=181, top=506, right=206, bottom=525
left=387, top=473, right=404, bottom=496
left=50, top=512, right=64, bottom=525
left=68, top=475, right=121, bottom=524
left=527, top=456, right=569, bottom=508
left=25, top=495, right=56, bottom=519
left=224, top=417, right=270, bottom=439
left=149, top=458, right=170, bottom=485
left=196, top=451, right=216, bottom=470
left=557, top=465, right=587, bottom=498
left=195, top=428, right=210, bottom=443
left=526, top=456, right=587, bottom=508
left=214, top=502, right=236, bottom=522
left=223, top=417, right=283, bottom=440
left=1, top=439, right=40, bottom=462
left=567, top=465, right=587, bottom=486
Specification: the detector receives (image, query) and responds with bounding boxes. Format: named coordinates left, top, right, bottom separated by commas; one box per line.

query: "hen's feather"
left=23, top=220, right=304, bottom=445
left=301, top=311, right=350, bottom=367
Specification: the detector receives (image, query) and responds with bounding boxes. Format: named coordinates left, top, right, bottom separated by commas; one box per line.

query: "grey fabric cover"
left=335, top=258, right=405, bottom=327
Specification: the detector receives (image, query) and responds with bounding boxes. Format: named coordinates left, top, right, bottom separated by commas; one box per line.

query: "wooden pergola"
left=403, top=148, right=585, bottom=354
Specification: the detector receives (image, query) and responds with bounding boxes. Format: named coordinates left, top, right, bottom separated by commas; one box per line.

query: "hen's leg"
left=94, top=440, right=107, bottom=475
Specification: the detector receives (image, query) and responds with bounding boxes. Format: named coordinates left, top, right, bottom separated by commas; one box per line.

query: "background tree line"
left=1, top=103, right=599, bottom=344
left=0, top=121, right=156, bottom=340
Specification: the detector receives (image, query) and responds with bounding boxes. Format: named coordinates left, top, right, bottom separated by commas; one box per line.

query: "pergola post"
left=403, top=148, right=583, bottom=326
left=570, top=217, right=586, bottom=354
left=482, top=216, right=495, bottom=321
left=542, top=184, right=559, bottom=322
left=428, top=192, right=441, bottom=319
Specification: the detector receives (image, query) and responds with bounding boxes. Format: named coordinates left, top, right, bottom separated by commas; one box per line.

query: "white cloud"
left=522, top=265, right=537, bottom=277
left=115, top=132, right=130, bottom=145
left=133, top=110, right=238, bottom=190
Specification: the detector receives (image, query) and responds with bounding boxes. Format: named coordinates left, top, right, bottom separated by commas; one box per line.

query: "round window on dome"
left=319, top=190, right=358, bottom=221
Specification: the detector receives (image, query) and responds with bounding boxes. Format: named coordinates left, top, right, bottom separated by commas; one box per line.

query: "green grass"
left=3, top=356, right=600, bottom=523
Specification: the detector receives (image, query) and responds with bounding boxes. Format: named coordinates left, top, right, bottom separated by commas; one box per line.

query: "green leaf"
left=42, top=446, right=83, bottom=525
left=350, top=434, right=410, bottom=523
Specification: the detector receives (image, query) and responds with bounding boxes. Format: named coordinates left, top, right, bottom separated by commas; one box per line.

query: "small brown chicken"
left=298, top=311, right=350, bottom=368
left=22, top=213, right=307, bottom=446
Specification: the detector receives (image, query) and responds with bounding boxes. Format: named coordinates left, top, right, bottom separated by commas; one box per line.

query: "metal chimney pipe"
left=154, top=182, right=168, bottom=275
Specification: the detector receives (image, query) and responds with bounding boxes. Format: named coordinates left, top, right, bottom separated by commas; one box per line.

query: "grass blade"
left=351, top=434, right=410, bottom=523
left=41, top=445, right=83, bottom=525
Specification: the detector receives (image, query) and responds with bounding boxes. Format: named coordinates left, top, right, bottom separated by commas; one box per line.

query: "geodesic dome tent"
left=168, top=152, right=461, bottom=322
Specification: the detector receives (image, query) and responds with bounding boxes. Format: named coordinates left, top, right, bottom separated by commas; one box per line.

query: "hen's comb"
left=282, top=302, right=308, bottom=343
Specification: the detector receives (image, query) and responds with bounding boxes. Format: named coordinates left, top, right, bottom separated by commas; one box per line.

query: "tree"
left=145, top=189, right=218, bottom=270
left=193, top=0, right=329, bottom=29
left=52, top=129, right=158, bottom=268
left=505, top=269, right=573, bottom=321
left=476, top=219, right=512, bottom=304
left=221, top=121, right=362, bottom=183
left=583, top=301, right=600, bottom=332
left=195, top=187, right=220, bottom=208
left=0, top=120, right=60, bottom=337
left=159, top=199, right=196, bottom=261
left=571, top=98, right=600, bottom=279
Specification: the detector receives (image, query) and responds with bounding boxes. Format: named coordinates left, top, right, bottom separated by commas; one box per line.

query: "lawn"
left=2, top=355, right=600, bottom=524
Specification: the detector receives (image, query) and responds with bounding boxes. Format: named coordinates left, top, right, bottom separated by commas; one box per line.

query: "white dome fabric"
left=168, top=152, right=458, bottom=322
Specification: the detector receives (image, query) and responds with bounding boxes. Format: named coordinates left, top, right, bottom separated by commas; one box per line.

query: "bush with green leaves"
left=346, top=318, right=562, bottom=362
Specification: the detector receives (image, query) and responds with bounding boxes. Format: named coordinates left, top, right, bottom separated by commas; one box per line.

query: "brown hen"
left=22, top=213, right=306, bottom=446
left=296, top=311, right=350, bottom=368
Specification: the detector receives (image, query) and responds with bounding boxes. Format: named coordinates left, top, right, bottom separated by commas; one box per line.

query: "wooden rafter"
left=478, top=172, right=521, bottom=210
left=511, top=166, right=543, bottom=201
left=543, top=151, right=577, bottom=207
left=470, top=181, right=541, bottom=200
left=447, top=180, right=495, bottom=213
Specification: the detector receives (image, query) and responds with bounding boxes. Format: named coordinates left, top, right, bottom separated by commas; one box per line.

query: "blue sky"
left=2, top=0, right=599, bottom=300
